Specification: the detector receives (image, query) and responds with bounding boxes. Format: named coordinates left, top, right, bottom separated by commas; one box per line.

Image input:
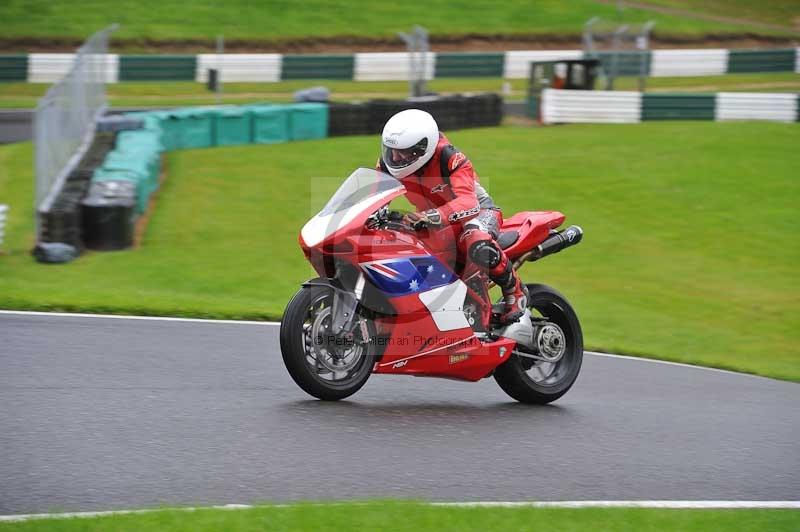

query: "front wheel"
left=280, top=284, right=375, bottom=401
left=494, top=284, right=583, bottom=404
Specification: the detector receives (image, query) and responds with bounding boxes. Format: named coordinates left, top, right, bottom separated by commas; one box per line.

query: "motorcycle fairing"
left=500, top=211, right=566, bottom=260
left=373, top=330, right=516, bottom=382
left=359, top=256, right=458, bottom=297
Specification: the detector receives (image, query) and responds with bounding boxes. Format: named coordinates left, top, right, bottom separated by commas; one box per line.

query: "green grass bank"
left=1, top=0, right=796, bottom=43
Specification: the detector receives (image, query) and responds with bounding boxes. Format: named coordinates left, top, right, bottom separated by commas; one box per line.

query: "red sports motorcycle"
left=280, top=168, right=584, bottom=403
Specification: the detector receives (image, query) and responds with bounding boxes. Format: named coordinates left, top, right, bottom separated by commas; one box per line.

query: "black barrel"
left=81, top=181, right=137, bottom=251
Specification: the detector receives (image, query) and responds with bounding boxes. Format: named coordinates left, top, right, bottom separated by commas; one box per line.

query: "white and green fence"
left=1, top=48, right=798, bottom=83
left=539, top=89, right=799, bottom=124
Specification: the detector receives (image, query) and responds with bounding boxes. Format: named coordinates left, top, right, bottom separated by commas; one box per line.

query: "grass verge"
left=0, top=0, right=792, bottom=42
left=643, top=0, right=800, bottom=27
left=0, top=503, right=798, bottom=531
left=0, top=73, right=798, bottom=109
left=0, top=122, right=798, bottom=381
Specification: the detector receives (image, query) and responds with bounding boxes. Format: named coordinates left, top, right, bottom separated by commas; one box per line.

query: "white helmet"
left=381, top=109, right=439, bottom=179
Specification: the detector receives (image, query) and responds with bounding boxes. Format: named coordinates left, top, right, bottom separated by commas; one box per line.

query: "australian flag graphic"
left=360, top=256, right=458, bottom=297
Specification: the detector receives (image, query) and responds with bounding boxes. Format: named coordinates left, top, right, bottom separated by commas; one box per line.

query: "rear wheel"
left=494, top=284, right=583, bottom=404
left=280, top=285, right=375, bottom=401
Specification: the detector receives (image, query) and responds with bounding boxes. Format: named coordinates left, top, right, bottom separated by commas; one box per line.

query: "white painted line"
left=584, top=351, right=779, bottom=380
left=1, top=501, right=798, bottom=521
left=0, top=309, right=281, bottom=326
left=0, top=504, right=256, bottom=523
left=434, top=501, right=800, bottom=509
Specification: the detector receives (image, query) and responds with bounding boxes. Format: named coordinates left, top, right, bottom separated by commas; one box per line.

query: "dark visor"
left=382, top=138, right=428, bottom=170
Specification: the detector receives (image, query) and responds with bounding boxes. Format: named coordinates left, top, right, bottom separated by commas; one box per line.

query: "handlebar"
left=365, top=208, right=416, bottom=233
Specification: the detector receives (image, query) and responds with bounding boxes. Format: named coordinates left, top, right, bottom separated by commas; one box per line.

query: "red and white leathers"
left=378, top=132, right=528, bottom=323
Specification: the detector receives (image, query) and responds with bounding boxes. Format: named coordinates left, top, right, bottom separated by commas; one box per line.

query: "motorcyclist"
left=377, top=109, right=528, bottom=324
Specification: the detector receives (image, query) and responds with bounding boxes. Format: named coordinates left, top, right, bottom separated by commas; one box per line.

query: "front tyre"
left=494, top=284, right=583, bottom=404
left=280, top=285, right=375, bottom=401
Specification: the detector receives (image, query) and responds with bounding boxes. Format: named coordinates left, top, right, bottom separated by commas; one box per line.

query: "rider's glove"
left=404, top=209, right=442, bottom=230
left=387, top=210, right=405, bottom=222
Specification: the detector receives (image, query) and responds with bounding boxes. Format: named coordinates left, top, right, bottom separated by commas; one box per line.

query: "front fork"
left=303, top=274, right=369, bottom=342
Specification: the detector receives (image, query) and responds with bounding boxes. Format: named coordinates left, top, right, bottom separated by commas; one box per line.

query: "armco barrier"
left=354, top=52, right=435, bottom=82
left=503, top=50, right=583, bottom=79
left=196, top=54, right=281, bottom=83
left=541, top=89, right=642, bottom=124
left=11, top=48, right=800, bottom=83
left=28, top=53, right=119, bottom=83
left=650, top=49, right=728, bottom=77
left=540, top=88, right=799, bottom=124
left=715, top=92, right=798, bottom=122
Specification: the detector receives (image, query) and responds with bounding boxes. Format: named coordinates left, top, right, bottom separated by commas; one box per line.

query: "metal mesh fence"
left=398, top=26, right=429, bottom=97
left=583, top=18, right=654, bottom=90
left=34, top=25, right=117, bottom=236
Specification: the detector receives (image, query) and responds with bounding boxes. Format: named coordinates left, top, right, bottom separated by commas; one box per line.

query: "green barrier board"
left=0, top=55, right=28, bottom=82
left=434, top=53, right=504, bottom=78
left=641, top=94, right=716, bottom=121
left=727, top=49, right=796, bottom=73
left=119, top=55, right=197, bottom=81
left=281, top=55, right=355, bottom=80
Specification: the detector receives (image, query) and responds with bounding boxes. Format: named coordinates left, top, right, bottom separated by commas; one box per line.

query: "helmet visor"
left=382, top=138, right=428, bottom=171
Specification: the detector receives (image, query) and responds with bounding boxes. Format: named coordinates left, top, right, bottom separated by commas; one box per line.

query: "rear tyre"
left=280, top=285, right=375, bottom=401
left=494, top=284, right=583, bottom=404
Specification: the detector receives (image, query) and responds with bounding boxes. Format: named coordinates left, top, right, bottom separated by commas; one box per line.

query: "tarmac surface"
left=1, top=312, right=798, bottom=514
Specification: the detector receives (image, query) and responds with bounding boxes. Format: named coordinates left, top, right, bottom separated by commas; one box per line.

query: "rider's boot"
left=489, top=257, right=529, bottom=324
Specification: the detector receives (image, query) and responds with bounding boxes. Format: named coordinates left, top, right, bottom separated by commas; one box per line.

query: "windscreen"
left=318, top=168, right=403, bottom=216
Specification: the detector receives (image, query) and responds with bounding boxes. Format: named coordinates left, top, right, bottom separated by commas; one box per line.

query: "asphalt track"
left=1, top=312, right=798, bottom=515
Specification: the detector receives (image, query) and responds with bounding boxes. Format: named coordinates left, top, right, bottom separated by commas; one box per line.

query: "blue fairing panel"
left=360, top=256, right=458, bottom=297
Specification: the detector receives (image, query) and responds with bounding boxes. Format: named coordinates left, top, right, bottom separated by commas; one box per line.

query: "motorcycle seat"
left=497, top=231, right=519, bottom=250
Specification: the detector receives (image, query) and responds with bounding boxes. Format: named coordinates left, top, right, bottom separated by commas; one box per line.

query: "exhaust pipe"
left=528, top=225, right=583, bottom=262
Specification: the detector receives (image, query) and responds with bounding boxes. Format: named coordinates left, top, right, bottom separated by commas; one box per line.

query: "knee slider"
left=469, top=240, right=502, bottom=269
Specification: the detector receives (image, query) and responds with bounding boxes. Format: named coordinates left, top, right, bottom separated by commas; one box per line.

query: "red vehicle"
left=280, top=168, right=584, bottom=403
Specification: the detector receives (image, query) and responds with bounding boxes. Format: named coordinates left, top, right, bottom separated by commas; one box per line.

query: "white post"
left=216, top=35, right=224, bottom=104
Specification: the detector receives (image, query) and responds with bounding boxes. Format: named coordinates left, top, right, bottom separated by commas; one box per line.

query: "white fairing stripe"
left=418, top=280, right=470, bottom=332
